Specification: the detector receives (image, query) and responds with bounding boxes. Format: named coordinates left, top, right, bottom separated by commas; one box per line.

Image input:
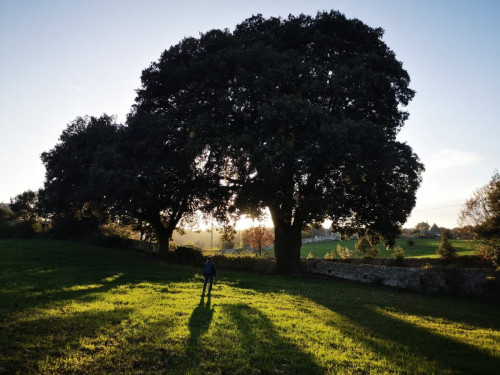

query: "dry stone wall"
left=302, top=259, right=498, bottom=296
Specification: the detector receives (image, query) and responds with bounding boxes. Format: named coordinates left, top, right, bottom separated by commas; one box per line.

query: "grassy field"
left=1, top=239, right=499, bottom=374
left=300, top=238, right=479, bottom=259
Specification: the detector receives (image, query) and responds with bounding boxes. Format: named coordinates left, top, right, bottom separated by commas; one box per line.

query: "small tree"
left=459, top=172, right=500, bottom=264
left=242, top=226, right=274, bottom=256
left=415, top=222, right=430, bottom=237
left=10, top=190, right=38, bottom=222
left=0, top=204, right=13, bottom=222
left=392, top=246, right=405, bottom=259
left=336, top=244, right=358, bottom=259
left=436, top=228, right=456, bottom=261
left=355, top=236, right=380, bottom=258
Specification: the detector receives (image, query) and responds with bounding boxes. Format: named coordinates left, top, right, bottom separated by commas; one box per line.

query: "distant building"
left=429, top=223, right=441, bottom=238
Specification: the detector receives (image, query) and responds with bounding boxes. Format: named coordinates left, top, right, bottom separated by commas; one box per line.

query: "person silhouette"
left=202, top=257, right=216, bottom=295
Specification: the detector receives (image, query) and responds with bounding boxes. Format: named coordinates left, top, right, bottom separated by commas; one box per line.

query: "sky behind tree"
left=1, top=0, right=499, bottom=228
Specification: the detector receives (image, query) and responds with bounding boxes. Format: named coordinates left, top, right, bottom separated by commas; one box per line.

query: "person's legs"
left=203, top=276, right=209, bottom=295
left=207, top=275, right=214, bottom=294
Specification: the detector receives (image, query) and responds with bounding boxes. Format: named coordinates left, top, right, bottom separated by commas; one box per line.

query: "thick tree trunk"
left=155, top=227, right=172, bottom=255
left=149, top=213, right=176, bottom=256
left=273, top=219, right=303, bottom=275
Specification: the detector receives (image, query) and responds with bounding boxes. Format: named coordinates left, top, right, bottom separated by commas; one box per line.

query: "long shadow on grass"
left=188, top=295, right=214, bottom=355
left=332, top=304, right=500, bottom=375
left=228, top=278, right=500, bottom=374
left=222, top=303, right=323, bottom=374
left=0, top=307, right=133, bottom=374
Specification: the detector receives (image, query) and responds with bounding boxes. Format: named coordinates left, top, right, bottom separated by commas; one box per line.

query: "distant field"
left=1, top=239, right=498, bottom=374
left=299, top=238, right=479, bottom=259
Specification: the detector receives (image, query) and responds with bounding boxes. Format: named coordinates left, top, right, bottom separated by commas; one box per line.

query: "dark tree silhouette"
left=10, top=190, right=38, bottom=222
left=134, top=11, right=423, bottom=274
left=95, top=113, right=231, bottom=254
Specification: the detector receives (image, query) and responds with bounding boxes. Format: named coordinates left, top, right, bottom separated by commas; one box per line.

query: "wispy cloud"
left=63, top=84, right=83, bottom=91
left=427, top=149, right=483, bottom=170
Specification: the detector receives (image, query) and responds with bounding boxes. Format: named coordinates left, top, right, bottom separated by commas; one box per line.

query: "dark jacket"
left=203, top=260, right=216, bottom=277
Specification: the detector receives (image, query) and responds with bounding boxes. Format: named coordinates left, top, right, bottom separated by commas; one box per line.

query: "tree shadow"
left=330, top=304, right=500, bottom=375
left=221, top=303, right=323, bottom=374
left=0, top=307, right=133, bottom=374
left=227, top=277, right=500, bottom=374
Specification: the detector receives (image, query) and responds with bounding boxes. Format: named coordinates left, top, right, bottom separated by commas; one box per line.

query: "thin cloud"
left=427, top=149, right=483, bottom=170
left=63, top=84, right=83, bottom=91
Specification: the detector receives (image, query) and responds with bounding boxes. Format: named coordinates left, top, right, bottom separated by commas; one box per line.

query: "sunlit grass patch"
left=0, top=239, right=499, bottom=374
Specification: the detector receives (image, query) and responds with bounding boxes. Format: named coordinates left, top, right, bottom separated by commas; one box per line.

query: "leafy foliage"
left=392, top=246, right=406, bottom=260
left=134, top=11, right=423, bottom=274
left=335, top=244, right=359, bottom=259
left=436, top=229, right=457, bottom=262
left=415, top=222, right=430, bottom=237
left=459, top=171, right=500, bottom=264
left=9, top=190, right=38, bottom=222
left=242, top=226, right=274, bottom=256
left=0, top=204, right=13, bottom=222
left=355, top=236, right=381, bottom=258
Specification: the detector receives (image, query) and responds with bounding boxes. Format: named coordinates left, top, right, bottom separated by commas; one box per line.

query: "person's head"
left=207, top=257, right=212, bottom=262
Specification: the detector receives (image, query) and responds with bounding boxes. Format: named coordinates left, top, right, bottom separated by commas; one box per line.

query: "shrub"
left=12, top=221, right=37, bottom=239
left=336, top=244, right=358, bottom=259
left=306, top=252, right=314, bottom=259
left=437, top=230, right=456, bottom=262
left=324, top=250, right=336, bottom=260
left=392, top=246, right=405, bottom=265
left=406, top=238, right=415, bottom=246
left=0, top=221, right=14, bottom=238
left=172, top=245, right=204, bottom=265
left=476, top=241, right=500, bottom=264
left=355, top=236, right=380, bottom=258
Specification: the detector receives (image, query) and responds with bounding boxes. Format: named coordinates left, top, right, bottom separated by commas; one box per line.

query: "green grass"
left=1, top=239, right=499, bottom=374
left=300, top=238, right=479, bottom=259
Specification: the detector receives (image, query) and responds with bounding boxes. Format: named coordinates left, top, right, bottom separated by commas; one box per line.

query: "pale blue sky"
left=1, top=0, right=499, bottom=228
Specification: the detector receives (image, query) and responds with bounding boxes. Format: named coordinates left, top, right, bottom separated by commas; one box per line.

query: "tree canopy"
left=39, top=11, right=423, bottom=274
left=10, top=190, right=38, bottom=222
left=134, top=11, right=423, bottom=273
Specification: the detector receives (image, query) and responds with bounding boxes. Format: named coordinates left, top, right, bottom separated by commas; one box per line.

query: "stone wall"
left=302, top=259, right=499, bottom=297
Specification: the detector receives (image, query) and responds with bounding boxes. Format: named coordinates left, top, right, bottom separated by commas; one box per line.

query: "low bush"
left=392, top=246, right=405, bottom=259
left=406, top=238, right=415, bottom=246
left=12, top=221, right=37, bottom=239
left=0, top=221, right=14, bottom=238
left=336, top=244, right=358, bottom=259
left=212, top=253, right=275, bottom=273
left=356, top=236, right=380, bottom=258
left=392, top=246, right=405, bottom=265
left=324, top=250, right=336, bottom=259
left=164, top=245, right=205, bottom=266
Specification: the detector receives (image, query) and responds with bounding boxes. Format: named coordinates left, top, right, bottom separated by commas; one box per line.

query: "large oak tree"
left=135, top=11, right=423, bottom=274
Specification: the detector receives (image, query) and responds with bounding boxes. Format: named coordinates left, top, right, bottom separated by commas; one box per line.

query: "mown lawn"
left=1, top=239, right=498, bottom=374
left=300, top=238, right=479, bottom=259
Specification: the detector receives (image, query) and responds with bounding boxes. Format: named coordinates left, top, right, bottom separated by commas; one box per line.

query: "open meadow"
left=1, top=240, right=499, bottom=374
left=299, top=238, right=478, bottom=259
